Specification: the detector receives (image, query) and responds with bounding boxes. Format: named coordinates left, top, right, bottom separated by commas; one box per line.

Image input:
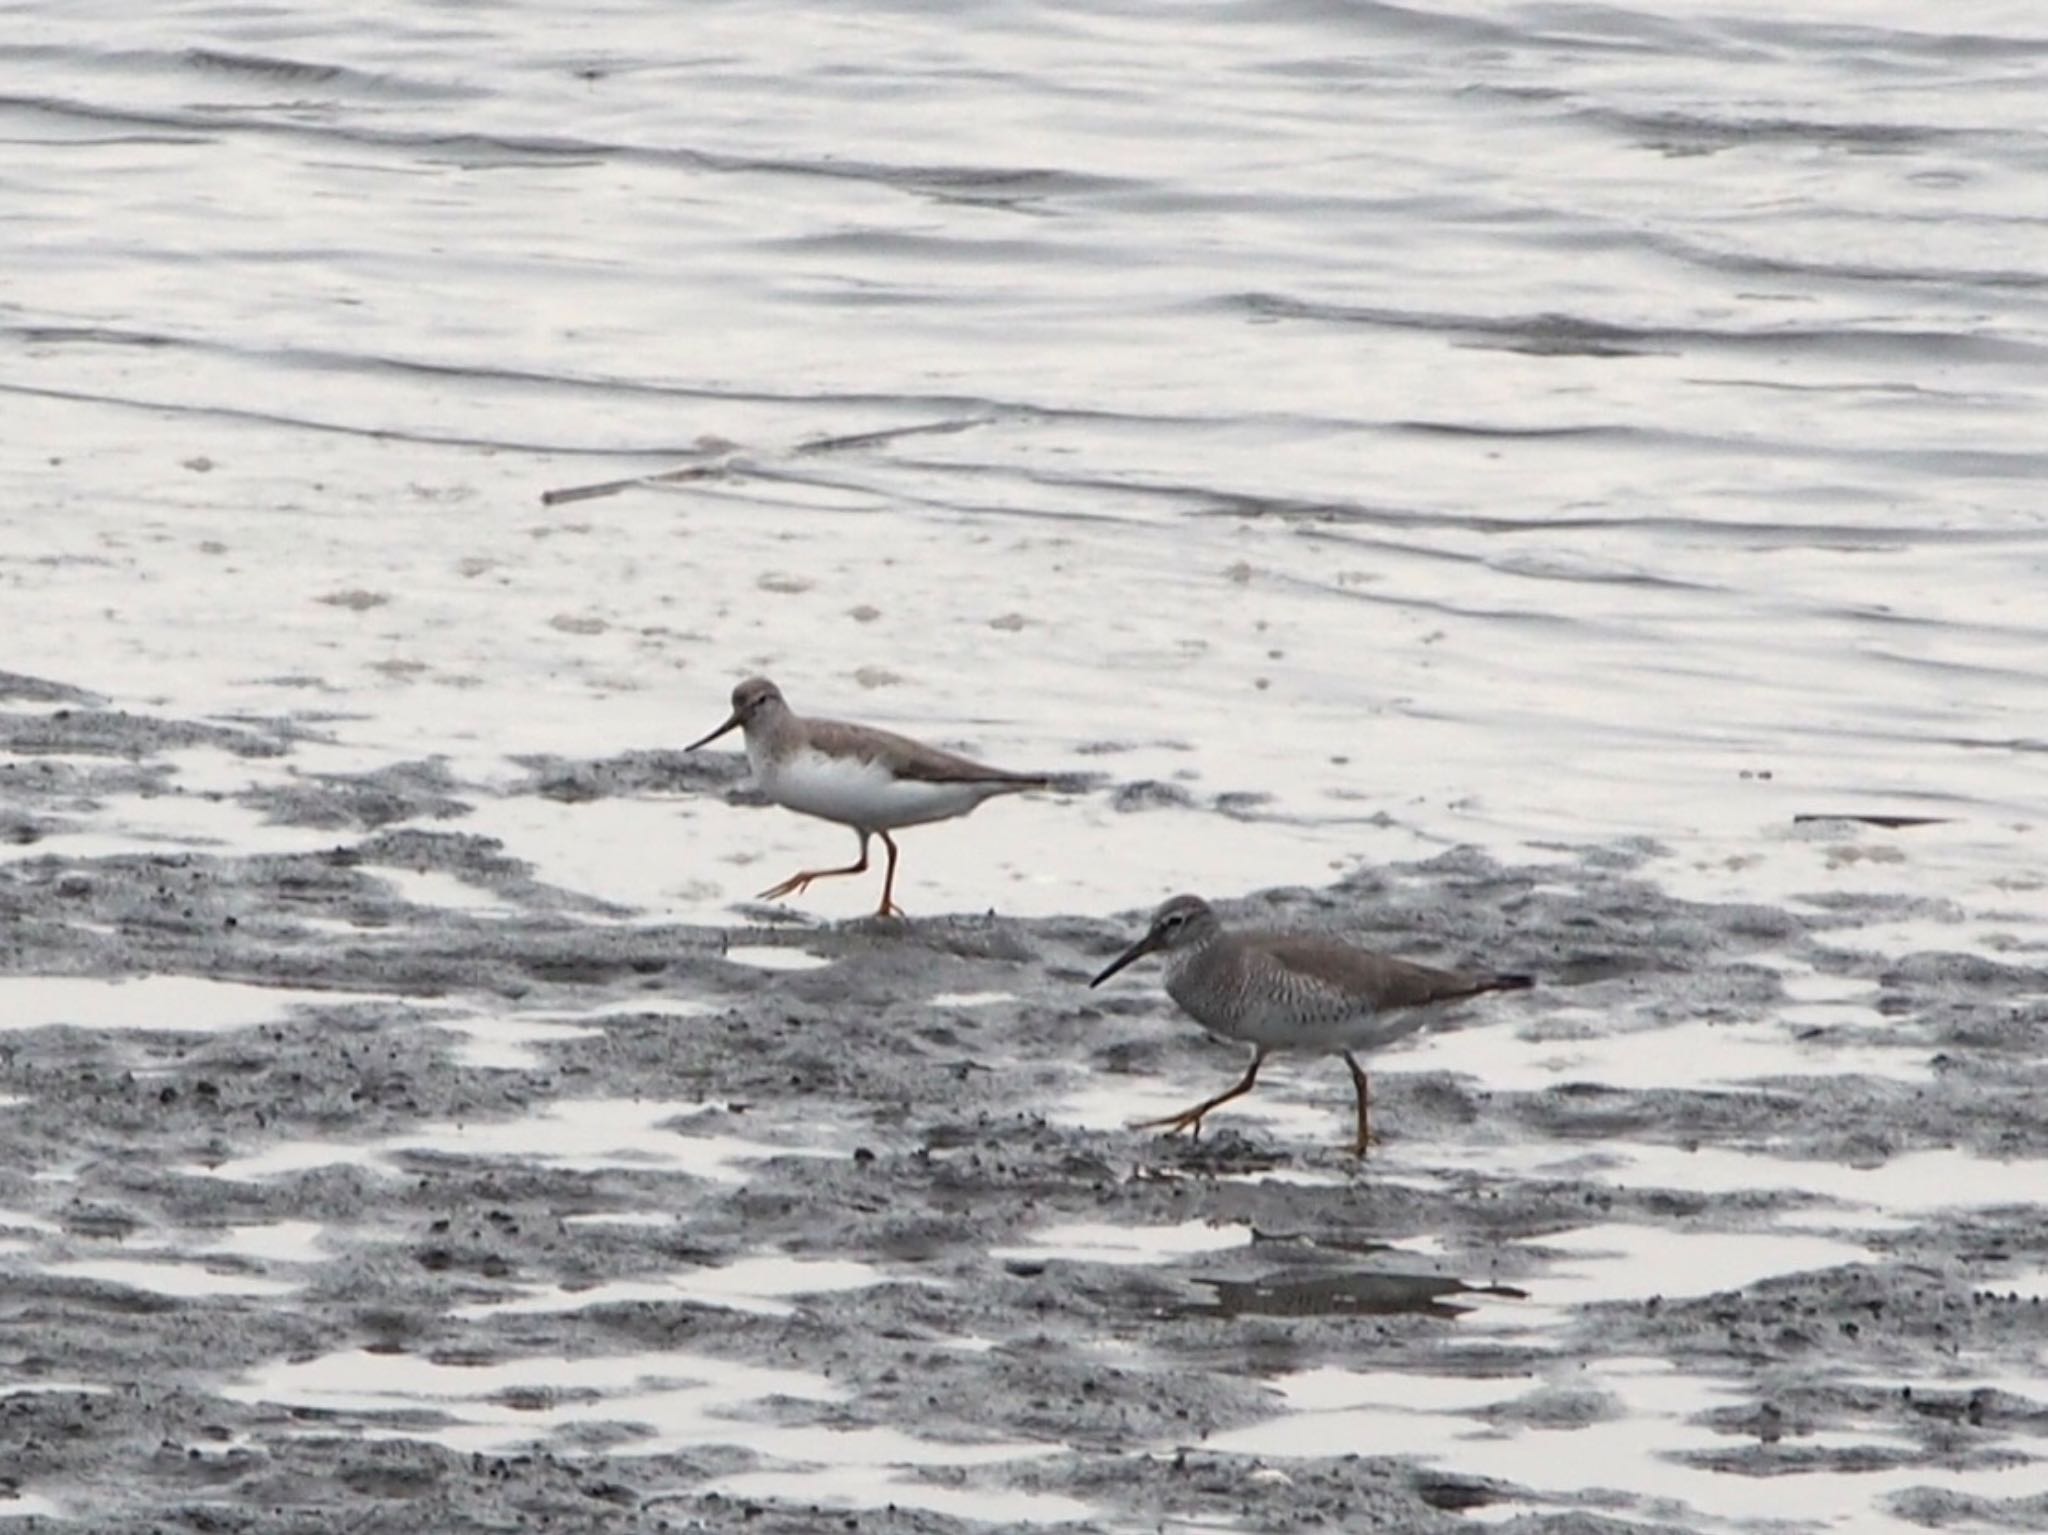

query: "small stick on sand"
left=539, top=463, right=728, bottom=507
left=1791, top=813, right=1952, bottom=829
left=792, top=416, right=992, bottom=456
left=536, top=416, right=992, bottom=505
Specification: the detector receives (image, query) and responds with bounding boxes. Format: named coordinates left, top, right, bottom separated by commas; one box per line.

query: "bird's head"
left=1090, top=894, right=1218, bottom=987
left=686, top=676, right=787, bottom=750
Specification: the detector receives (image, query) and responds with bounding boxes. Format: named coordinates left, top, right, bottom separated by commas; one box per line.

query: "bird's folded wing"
left=1261, top=936, right=1505, bottom=1011
left=809, top=718, right=1046, bottom=786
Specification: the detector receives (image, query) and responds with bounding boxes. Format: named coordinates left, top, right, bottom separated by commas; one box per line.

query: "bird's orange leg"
left=1342, top=1050, right=1376, bottom=1157
left=873, top=830, right=906, bottom=918
left=759, top=833, right=869, bottom=902
left=1133, top=1049, right=1266, bottom=1140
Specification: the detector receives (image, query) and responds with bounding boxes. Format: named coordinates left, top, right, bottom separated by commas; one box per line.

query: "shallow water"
left=454, top=1254, right=899, bottom=1319
left=192, top=1095, right=825, bottom=1183
left=1212, top=1355, right=2048, bottom=1535
left=44, top=1256, right=300, bottom=1299
left=3, top=0, right=2044, bottom=925
left=0, top=974, right=375, bottom=1032
left=3, top=0, right=2047, bottom=1530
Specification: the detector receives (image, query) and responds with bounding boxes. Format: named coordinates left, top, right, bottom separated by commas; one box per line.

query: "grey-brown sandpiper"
left=1091, top=893, right=1532, bottom=1155
left=687, top=677, right=1049, bottom=918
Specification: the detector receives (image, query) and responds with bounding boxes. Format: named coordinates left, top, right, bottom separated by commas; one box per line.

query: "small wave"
left=0, top=90, right=1128, bottom=209
left=1238, top=0, right=1724, bottom=59
left=0, top=318, right=997, bottom=416
left=763, top=228, right=1117, bottom=268
left=10, top=325, right=176, bottom=349
left=1272, top=566, right=1601, bottom=632
left=1944, top=735, right=2048, bottom=756
left=1710, top=17, right=2048, bottom=65
left=1391, top=419, right=1624, bottom=441
left=1040, top=463, right=2048, bottom=551
left=1578, top=105, right=1969, bottom=154
left=0, top=43, right=476, bottom=103
left=1685, top=376, right=2021, bottom=406
left=1481, top=553, right=1719, bottom=596
left=0, top=378, right=681, bottom=457
left=1859, top=648, right=2048, bottom=687
left=1230, top=291, right=2048, bottom=365
left=1813, top=603, right=2048, bottom=641
left=2, top=318, right=1364, bottom=451
left=181, top=46, right=480, bottom=102
left=183, top=48, right=345, bottom=84
left=1234, top=0, right=1531, bottom=48
left=1644, top=231, right=2048, bottom=296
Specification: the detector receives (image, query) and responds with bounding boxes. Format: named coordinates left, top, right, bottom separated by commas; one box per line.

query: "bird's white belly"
left=759, top=748, right=993, bottom=831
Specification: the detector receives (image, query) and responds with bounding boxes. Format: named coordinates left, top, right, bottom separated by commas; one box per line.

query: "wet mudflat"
left=5, top=0, right=2047, bottom=1526
left=4, top=687, right=2047, bottom=1533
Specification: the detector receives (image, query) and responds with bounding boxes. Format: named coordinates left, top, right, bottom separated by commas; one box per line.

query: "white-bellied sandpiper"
left=688, top=677, right=1048, bottom=918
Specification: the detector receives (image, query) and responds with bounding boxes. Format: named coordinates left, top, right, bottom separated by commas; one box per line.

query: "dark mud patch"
left=242, top=759, right=473, bottom=830
left=4, top=684, right=2048, bottom=1531
left=511, top=747, right=747, bottom=802
left=0, top=673, right=100, bottom=706
left=0, top=706, right=291, bottom=761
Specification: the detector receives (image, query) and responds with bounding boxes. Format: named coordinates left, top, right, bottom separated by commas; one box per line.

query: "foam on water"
left=1407, top=1008, right=1930, bottom=1091
left=367, top=866, right=508, bottom=915
left=223, top=1341, right=1080, bottom=1517
left=0, top=1491, right=65, bottom=1520
left=429, top=1010, right=603, bottom=1071
left=1500, top=1223, right=1872, bottom=1314
left=46, top=1258, right=299, bottom=1299
left=192, top=1098, right=829, bottom=1183
left=1213, top=1355, right=2048, bottom=1533
left=1429, top=1141, right=2048, bottom=1219
left=454, top=1255, right=895, bottom=1319
left=201, top=1221, right=329, bottom=1266
left=721, top=945, right=833, bottom=972
left=991, top=1219, right=1254, bottom=1268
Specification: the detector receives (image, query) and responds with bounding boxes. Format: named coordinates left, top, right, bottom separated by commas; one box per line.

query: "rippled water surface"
left=7, top=0, right=2044, bottom=918
left=3, top=0, right=2046, bottom=1529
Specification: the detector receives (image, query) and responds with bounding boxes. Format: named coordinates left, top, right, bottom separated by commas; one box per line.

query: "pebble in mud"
left=3, top=690, right=2048, bottom=1531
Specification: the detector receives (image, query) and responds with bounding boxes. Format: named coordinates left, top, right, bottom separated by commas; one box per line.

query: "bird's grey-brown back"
left=1174, top=930, right=1526, bottom=1053
left=1254, top=934, right=1528, bottom=1015
left=800, top=716, right=1047, bottom=789
left=691, top=675, right=1041, bottom=786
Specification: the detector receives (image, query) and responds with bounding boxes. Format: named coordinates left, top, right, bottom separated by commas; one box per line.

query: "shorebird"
left=686, top=677, right=1049, bottom=917
left=1091, top=894, right=1532, bottom=1156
